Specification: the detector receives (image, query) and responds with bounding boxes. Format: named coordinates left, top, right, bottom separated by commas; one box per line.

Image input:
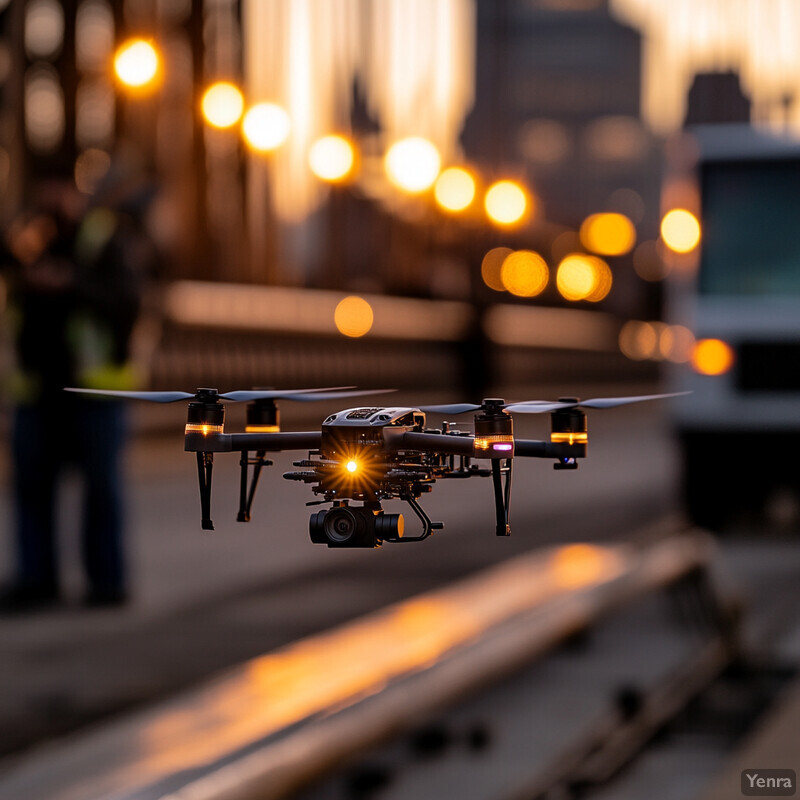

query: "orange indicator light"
left=474, top=435, right=514, bottom=452
left=185, top=423, right=224, bottom=436
left=550, top=432, right=589, bottom=445
left=345, top=460, right=359, bottom=473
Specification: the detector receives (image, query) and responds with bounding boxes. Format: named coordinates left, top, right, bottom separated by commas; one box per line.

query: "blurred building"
left=464, top=0, right=661, bottom=238
left=457, top=0, right=663, bottom=323
left=0, top=0, right=242, bottom=281
left=684, top=71, right=752, bottom=127
left=0, top=0, right=712, bottom=312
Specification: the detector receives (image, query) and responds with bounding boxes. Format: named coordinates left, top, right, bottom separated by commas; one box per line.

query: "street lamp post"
left=189, top=0, right=211, bottom=280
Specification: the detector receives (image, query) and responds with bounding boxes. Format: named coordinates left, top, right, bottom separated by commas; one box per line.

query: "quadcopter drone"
left=66, top=385, right=684, bottom=548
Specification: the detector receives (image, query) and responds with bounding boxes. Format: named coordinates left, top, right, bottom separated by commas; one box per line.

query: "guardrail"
left=142, top=281, right=644, bottom=395
left=0, top=531, right=721, bottom=800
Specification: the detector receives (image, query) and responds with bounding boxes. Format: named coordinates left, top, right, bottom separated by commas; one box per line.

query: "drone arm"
left=384, top=430, right=476, bottom=457
left=185, top=431, right=322, bottom=453
left=384, top=432, right=585, bottom=461
left=230, top=431, right=322, bottom=452
left=513, top=439, right=586, bottom=459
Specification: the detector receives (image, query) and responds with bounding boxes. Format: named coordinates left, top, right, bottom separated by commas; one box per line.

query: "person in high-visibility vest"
left=1, top=171, right=156, bottom=612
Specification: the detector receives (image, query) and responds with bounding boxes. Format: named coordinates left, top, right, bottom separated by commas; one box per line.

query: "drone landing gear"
left=491, top=458, right=512, bottom=536
left=237, top=450, right=274, bottom=522
left=196, top=452, right=215, bottom=530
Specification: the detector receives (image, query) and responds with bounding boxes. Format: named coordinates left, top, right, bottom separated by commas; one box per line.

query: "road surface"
left=0, top=385, right=682, bottom=759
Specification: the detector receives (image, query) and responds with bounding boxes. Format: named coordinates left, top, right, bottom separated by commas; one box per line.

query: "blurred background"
left=0, top=0, right=745, bottom=397
left=0, top=1, right=800, bottom=799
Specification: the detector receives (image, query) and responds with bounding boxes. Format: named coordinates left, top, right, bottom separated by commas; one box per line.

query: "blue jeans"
left=12, top=397, right=127, bottom=597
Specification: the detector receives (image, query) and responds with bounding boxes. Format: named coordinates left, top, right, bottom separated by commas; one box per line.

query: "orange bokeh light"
left=661, top=209, right=701, bottom=253
left=580, top=213, right=636, bottom=256
left=481, top=247, right=513, bottom=292
left=484, top=180, right=530, bottom=226
left=691, top=338, right=734, bottom=376
left=500, top=250, right=549, bottom=297
left=434, top=167, right=476, bottom=212
left=334, top=296, right=373, bottom=338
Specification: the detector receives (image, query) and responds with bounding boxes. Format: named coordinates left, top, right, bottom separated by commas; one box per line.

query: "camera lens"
left=324, top=507, right=357, bottom=543
left=309, top=506, right=378, bottom=547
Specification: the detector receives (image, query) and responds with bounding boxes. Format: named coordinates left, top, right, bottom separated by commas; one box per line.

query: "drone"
left=65, top=386, right=684, bottom=548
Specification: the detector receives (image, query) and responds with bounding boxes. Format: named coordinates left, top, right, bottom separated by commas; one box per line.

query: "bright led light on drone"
left=345, top=460, right=359, bottom=473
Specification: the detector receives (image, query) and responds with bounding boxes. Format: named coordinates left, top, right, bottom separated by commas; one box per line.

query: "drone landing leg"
left=491, top=458, right=512, bottom=536
left=196, top=452, right=214, bottom=530
left=237, top=450, right=272, bottom=522
left=237, top=452, right=251, bottom=522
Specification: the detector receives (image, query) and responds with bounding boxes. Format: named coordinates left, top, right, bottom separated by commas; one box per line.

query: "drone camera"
left=309, top=505, right=402, bottom=547
left=375, top=512, right=404, bottom=540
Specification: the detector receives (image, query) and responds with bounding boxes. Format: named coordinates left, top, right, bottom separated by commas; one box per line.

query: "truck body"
left=667, top=125, right=800, bottom=527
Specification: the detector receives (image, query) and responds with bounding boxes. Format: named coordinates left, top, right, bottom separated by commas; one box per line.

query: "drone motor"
left=550, top=398, right=587, bottom=470
left=245, top=399, right=280, bottom=433
left=472, top=399, right=515, bottom=455
left=184, top=389, right=225, bottom=436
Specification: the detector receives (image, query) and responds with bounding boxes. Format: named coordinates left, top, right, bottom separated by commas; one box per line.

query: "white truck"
left=668, top=124, right=800, bottom=528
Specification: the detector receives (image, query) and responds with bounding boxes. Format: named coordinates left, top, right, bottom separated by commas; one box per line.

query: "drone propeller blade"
left=508, top=390, right=691, bottom=413
left=278, top=388, right=397, bottom=402
left=218, top=386, right=352, bottom=402
left=219, top=387, right=395, bottom=402
left=419, top=403, right=482, bottom=415
left=505, top=402, right=573, bottom=414
left=572, top=391, right=692, bottom=409
left=423, top=399, right=567, bottom=415
left=64, top=388, right=195, bottom=403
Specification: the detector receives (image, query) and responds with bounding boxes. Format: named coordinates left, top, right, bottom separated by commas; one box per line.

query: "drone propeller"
left=419, top=402, right=486, bottom=415
left=506, top=391, right=690, bottom=413
left=220, top=388, right=395, bottom=403
left=422, top=391, right=690, bottom=416
left=65, top=386, right=395, bottom=403
left=64, top=388, right=197, bottom=403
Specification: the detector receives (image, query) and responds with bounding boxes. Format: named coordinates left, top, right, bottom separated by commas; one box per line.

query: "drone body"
left=66, top=386, right=685, bottom=548
left=292, top=403, right=515, bottom=546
